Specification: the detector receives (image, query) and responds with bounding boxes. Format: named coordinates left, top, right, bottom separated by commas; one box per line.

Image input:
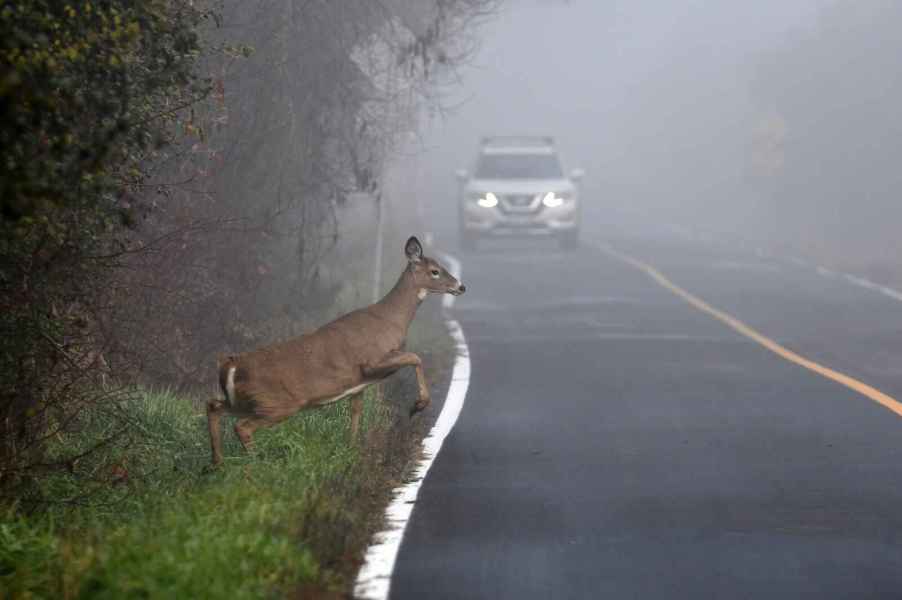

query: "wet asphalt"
left=389, top=233, right=902, bottom=599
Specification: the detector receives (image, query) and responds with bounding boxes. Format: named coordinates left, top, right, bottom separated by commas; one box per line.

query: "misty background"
left=391, top=0, right=901, bottom=278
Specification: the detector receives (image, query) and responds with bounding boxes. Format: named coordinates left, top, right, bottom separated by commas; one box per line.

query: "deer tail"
left=217, top=355, right=239, bottom=406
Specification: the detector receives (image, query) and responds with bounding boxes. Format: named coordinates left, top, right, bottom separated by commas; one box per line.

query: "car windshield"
left=474, top=153, right=563, bottom=179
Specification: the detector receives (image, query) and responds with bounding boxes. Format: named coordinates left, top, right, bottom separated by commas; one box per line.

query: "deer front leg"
left=363, top=351, right=431, bottom=416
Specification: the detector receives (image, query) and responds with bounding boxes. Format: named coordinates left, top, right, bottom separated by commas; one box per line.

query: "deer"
left=206, top=236, right=466, bottom=466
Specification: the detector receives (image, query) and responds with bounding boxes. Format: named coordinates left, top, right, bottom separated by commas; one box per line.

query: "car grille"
left=500, top=194, right=541, bottom=214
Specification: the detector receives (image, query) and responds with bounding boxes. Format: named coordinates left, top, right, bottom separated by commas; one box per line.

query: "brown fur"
left=206, top=237, right=464, bottom=466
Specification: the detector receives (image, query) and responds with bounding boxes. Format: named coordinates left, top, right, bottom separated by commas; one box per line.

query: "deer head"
left=404, top=236, right=466, bottom=298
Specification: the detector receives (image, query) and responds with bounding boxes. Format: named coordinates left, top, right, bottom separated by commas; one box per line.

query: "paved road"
left=390, top=235, right=902, bottom=599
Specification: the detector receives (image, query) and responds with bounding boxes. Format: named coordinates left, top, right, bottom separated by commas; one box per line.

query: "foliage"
left=0, top=0, right=210, bottom=221
left=0, top=0, right=212, bottom=498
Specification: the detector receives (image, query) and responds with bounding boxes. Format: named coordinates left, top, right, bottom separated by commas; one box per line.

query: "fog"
left=391, top=0, right=902, bottom=276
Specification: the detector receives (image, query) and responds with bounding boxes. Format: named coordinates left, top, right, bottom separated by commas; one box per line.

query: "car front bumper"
left=461, top=203, right=579, bottom=236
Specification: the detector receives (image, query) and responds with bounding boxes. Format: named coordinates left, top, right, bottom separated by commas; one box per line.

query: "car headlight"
left=476, top=192, right=499, bottom=208
left=542, top=192, right=572, bottom=208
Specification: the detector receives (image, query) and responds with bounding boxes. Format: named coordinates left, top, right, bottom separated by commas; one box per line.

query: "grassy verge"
left=0, top=311, right=456, bottom=599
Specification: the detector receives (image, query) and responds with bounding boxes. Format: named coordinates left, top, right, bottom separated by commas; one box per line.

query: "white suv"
left=457, top=136, right=583, bottom=250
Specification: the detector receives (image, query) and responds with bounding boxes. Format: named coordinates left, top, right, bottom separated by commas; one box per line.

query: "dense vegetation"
left=1, top=0, right=493, bottom=596
left=1, top=0, right=214, bottom=503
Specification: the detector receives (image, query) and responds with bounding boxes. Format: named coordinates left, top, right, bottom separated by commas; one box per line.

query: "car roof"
left=480, top=146, right=558, bottom=156
left=481, top=135, right=554, bottom=146
left=479, top=136, right=557, bottom=155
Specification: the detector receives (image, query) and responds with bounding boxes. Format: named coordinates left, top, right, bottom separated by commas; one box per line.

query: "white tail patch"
left=225, top=365, right=237, bottom=406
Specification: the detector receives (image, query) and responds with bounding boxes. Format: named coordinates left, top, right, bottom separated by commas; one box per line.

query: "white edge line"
left=353, top=249, right=469, bottom=600
left=849, top=274, right=902, bottom=303
left=662, top=219, right=902, bottom=307
left=811, top=264, right=902, bottom=304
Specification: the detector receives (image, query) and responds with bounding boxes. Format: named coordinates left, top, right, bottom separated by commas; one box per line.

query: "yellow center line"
left=599, top=244, right=902, bottom=419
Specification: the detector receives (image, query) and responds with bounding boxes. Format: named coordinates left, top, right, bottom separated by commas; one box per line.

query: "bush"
left=0, top=0, right=211, bottom=499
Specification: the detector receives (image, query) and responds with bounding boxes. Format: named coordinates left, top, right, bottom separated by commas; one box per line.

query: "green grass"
left=0, top=288, right=458, bottom=600
left=0, top=385, right=401, bottom=599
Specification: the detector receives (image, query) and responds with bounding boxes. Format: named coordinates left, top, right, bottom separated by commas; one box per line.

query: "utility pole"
left=372, top=190, right=385, bottom=303
left=371, top=189, right=387, bottom=406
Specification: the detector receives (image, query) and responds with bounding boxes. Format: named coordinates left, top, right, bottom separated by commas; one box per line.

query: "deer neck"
left=376, top=265, right=424, bottom=332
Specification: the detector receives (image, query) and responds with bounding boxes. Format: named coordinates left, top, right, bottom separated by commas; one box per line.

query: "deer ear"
left=405, top=236, right=423, bottom=263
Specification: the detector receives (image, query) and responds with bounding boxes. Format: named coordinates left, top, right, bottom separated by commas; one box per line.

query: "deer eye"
left=430, top=269, right=440, bottom=278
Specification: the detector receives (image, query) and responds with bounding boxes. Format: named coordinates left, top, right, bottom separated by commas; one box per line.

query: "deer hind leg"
left=207, top=399, right=227, bottom=466
left=350, top=394, right=364, bottom=439
left=234, top=416, right=282, bottom=454
left=362, top=351, right=430, bottom=417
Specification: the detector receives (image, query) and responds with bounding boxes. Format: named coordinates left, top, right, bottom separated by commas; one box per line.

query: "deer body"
left=222, top=284, right=418, bottom=416
left=206, top=237, right=464, bottom=466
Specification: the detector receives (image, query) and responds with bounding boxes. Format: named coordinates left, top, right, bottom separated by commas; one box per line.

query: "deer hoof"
left=410, top=398, right=430, bottom=416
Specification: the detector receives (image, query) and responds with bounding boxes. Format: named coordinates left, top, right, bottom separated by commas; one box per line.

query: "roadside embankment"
left=0, top=299, right=455, bottom=599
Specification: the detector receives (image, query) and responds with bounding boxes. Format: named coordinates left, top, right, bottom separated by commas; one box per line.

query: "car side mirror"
left=570, top=168, right=585, bottom=182
left=455, top=169, right=469, bottom=182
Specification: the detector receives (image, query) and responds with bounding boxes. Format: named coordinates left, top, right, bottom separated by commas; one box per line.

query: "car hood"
left=465, top=178, right=575, bottom=195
